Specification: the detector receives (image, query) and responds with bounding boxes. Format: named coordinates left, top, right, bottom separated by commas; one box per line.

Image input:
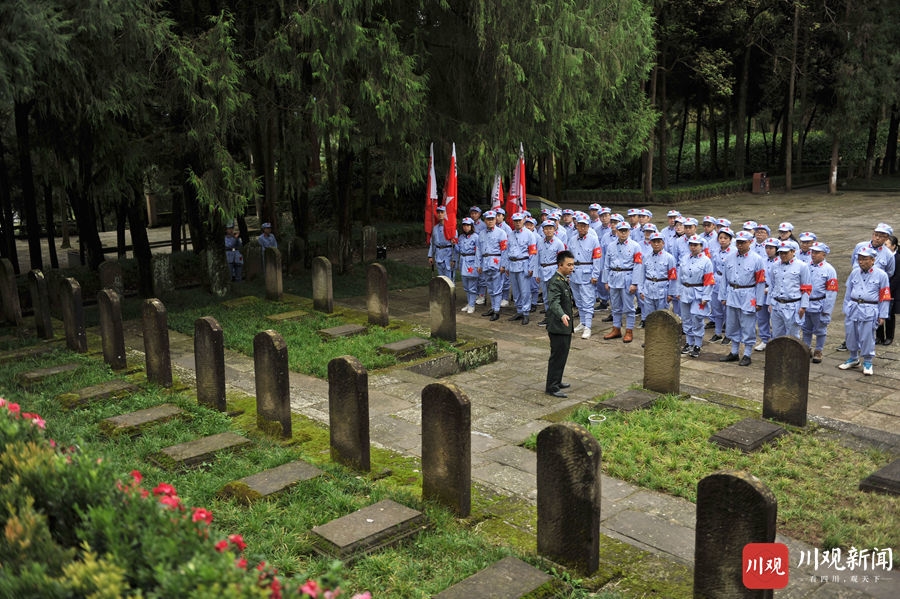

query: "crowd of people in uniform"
left=427, top=202, right=898, bottom=376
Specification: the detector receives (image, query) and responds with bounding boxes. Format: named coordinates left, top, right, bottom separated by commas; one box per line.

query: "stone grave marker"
left=265, top=247, right=283, bottom=301
left=537, top=422, right=602, bottom=574
left=362, top=226, right=378, bottom=262
left=194, top=316, right=226, bottom=411
left=0, top=258, right=23, bottom=326
left=28, top=269, right=53, bottom=339
left=429, top=275, right=456, bottom=342
left=59, top=277, right=88, bottom=353
left=244, top=241, right=262, bottom=281
left=152, top=431, right=252, bottom=470
left=433, top=556, right=554, bottom=599
left=643, top=309, right=681, bottom=394
left=763, top=336, right=809, bottom=427
left=57, top=379, right=138, bottom=410
left=328, top=356, right=370, bottom=471
left=859, top=458, right=900, bottom=496
left=266, top=310, right=308, bottom=323
left=377, top=337, right=429, bottom=361
left=693, top=470, right=777, bottom=599
left=98, top=289, right=127, bottom=371
left=366, top=263, right=389, bottom=327
left=253, top=330, right=292, bottom=439
left=15, top=363, right=80, bottom=389
left=143, top=298, right=173, bottom=387
left=422, top=382, right=471, bottom=517
left=318, top=324, right=366, bottom=340
left=151, top=254, right=175, bottom=298
left=67, top=249, right=82, bottom=268
left=310, top=499, right=427, bottom=563
left=223, top=295, right=260, bottom=309
left=312, top=256, right=334, bottom=313
left=219, top=460, right=323, bottom=503
left=98, top=261, right=125, bottom=295
left=596, top=389, right=660, bottom=412
left=710, top=418, right=786, bottom=453
left=100, top=404, right=184, bottom=438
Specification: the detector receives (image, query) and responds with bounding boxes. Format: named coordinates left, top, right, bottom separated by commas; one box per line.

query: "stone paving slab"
left=596, top=389, right=661, bottom=412
left=0, top=342, right=63, bottom=365
left=152, top=432, right=252, bottom=470
left=57, top=380, right=139, bottom=409
left=99, top=403, right=184, bottom=437
left=602, top=509, right=695, bottom=565
left=709, top=417, right=787, bottom=453
left=220, top=460, right=324, bottom=503
left=309, top=499, right=427, bottom=563
left=318, top=324, right=366, bottom=340
left=377, top=337, right=429, bottom=361
left=15, top=363, right=80, bottom=388
left=433, top=556, right=555, bottom=599
left=266, top=310, right=308, bottom=322
left=858, top=458, right=900, bottom=496
left=222, top=296, right=260, bottom=309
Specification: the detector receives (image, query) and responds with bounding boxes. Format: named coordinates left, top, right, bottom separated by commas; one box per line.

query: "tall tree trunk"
left=60, top=193, right=71, bottom=249
left=745, top=113, right=752, bottom=167
left=335, top=144, right=355, bottom=273
left=0, top=138, right=18, bottom=271
left=734, top=46, right=751, bottom=178
left=642, top=64, right=658, bottom=199
left=116, top=199, right=128, bottom=260
left=43, top=185, right=59, bottom=269
left=675, top=102, right=688, bottom=183
left=722, top=105, right=730, bottom=174
left=886, top=105, right=899, bottom=174
left=170, top=186, right=184, bottom=253
left=828, top=136, right=839, bottom=194
left=15, top=100, right=42, bottom=271
left=694, top=100, right=702, bottom=180
left=785, top=3, right=799, bottom=191
left=769, top=112, right=781, bottom=169
left=658, top=58, right=668, bottom=190
left=795, top=16, right=811, bottom=177
left=864, top=117, right=878, bottom=179
left=128, top=183, right=154, bottom=297
left=709, top=104, right=718, bottom=176
left=70, top=125, right=105, bottom=270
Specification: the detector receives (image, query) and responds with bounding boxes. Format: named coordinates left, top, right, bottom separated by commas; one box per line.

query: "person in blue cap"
left=796, top=232, right=817, bottom=264
left=838, top=246, right=891, bottom=375
left=478, top=210, right=508, bottom=321
left=700, top=215, right=718, bottom=245
left=802, top=242, right=838, bottom=363
left=718, top=230, right=767, bottom=366
left=754, top=237, right=781, bottom=351
left=506, top=212, right=538, bottom=324
left=639, top=231, right=677, bottom=316
left=427, top=206, right=455, bottom=280
left=876, top=234, right=899, bottom=345
left=455, top=217, right=481, bottom=314
left=494, top=207, right=513, bottom=307
left=257, top=222, right=278, bottom=269
left=709, top=227, right=734, bottom=344
left=676, top=234, right=715, bottom=358
left=752, top=224, right=770, bottom=258
left=603, top=221, right=643, bottom=343
left=569, top=214, right=603, bottom=339
left=838, top=222, right=895, bottom=351
left=769, top=240, right=811, bottom=339
left=225, top=223, right=244, bottom=281
left=535, top=220, right=567, bottom=326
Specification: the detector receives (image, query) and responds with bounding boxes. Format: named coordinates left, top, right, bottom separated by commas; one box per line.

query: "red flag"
left=506, top=142, right=527, bottom=215
left=490, top=171, right=504, bottom=211
left=424, top=143, right=438, bottom=244
left=517, top=142, right=527, bottom=213
left=442, top=143, right=458, bottom=241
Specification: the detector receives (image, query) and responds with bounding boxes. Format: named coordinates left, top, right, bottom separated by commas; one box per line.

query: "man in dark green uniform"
left=545, top=250, right=576, bottom=397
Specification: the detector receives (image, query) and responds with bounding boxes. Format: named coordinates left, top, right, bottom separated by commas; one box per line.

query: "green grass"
left=525, top=396, right=899, bottom=558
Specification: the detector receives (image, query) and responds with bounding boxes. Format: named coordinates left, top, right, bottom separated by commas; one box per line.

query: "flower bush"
left=0, top=398, right=371, bottom=598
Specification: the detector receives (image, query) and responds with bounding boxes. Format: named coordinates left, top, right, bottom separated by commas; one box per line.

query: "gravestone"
left=219, top=460, right=323, bottom=503
left=59, top=277, right=87, bottom=353
left=367, top=263, right=389, bottom=327
left=693, top=470, right=777, bottom=599
left=265, top=247, right=283, bottom=301
left=143, top=299, right=173, bottom=387
left=762, top=336, right=809, bottom=427
left=318, top=324, right=366, bottom=340
left=328, top=356, right=370, bottom=471
left=312, top=256, right=334, bottom=313
left=100, top=404, right=184, bottom=438
left=15, top=363, right=80, bottom=389
left=537, top=422, right=602, bottom=574
left=709, top=418, right=786, bottom=453
left=422, top=382, right=471, bottom=517
left=597, top=389, right=660, bottom=412
left=326, top=229, right=340, bottom=270
left=310, top=499, right=427, bottom=563
left=57, top=379, right=138, bottom=410
left=152, top=432, right=252, bottom=470
left=377, top=337, right=429, bottom=361
left=97, top=290, right=126, bottom=370
left=253, top=330, right=292, bottom=438
left=28, top=270, right=53, bottom=339
left=151, top=254, right=175, bottom=298
left=433, top=557, right=554, bottom=599
left=266, top=309, right=308, bottom=323
left=643, top=310, right=681, bottom=394
left=67, top=250, right=82, bottom=268
left=429, top=276, right=457, bottom=342
left=0, top=258, right=22, bottom=326
left=859, top=458, right=900, bottom=496
left=194, top=316, right=226, bottom=411
left=244, top=241, right=262, bottom=281
left=98, top=261, right=125, bottom=295
left=362, top=226, right=378, bottom=262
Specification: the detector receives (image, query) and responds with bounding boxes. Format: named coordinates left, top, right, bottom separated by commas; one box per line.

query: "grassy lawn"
left=524, top=396, right=898, bottom=560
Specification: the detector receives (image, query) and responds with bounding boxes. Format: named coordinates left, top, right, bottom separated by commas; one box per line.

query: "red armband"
left=800, top=284, right=812, bottom=295
left=825, top=278, right=838, bottom=292
left=754, top=269, right=766, bottom=284
left=702, top=272, right=715, bottom=286
left=499, top=239, right=508, bottom=251
left=880, top=286, right=892, bottom=301
left=633, top=251, right=643, bottom=264
left=592, top=246, right=602, bottom=260
left=667, top=267, right=678, bottom=280
left=528, top=243, right=538, bottom=255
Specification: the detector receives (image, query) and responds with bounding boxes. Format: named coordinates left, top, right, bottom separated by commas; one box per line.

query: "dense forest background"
left=1, top=0, right=898, bottom=287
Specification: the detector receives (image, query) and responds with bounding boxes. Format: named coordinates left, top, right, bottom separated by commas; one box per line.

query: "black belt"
left=809, top=296, right=825, bottom=301
left=774, top=297, right=800, bottom=303
left=484, top=253, right=500, bottom=256
left=435, top=245, right=451, bottom=249
left=682, top=282, right=703, bottom=287
left=611, top=267, right=633, bottom=271
left=574, top=261, right=592, bottom=265
left=645, top=276, right=668, bottom=282
left=540, top=262, right=555, bottom=267
left=509, top=257, right=527, bottom=261
left=459, top=253, right=475, bottom=256
left=730, top=283, right=756, bottom=289
left=851, top=297, right=878, bottom=304
left=716, top=271, right=723, bottom=275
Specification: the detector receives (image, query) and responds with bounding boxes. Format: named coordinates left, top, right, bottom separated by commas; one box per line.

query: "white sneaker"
left=863, top=362, right=873, bottom=375
left=838, top=359, right=860, bottom=370
left=466, top=305, right=475, bottom=314
left=582, top=328, right=591, bottom=339
left=754, top=341, right=767, bottom=352
left=573, top=323, right=585, bottom=333
left=500, top=299, right=510, bottom=307
left=461, top=304, right=470, bottom=312
left=475, top=295, right=485, bottom=305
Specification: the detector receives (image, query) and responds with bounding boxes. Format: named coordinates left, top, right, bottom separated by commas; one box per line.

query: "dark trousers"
left=546, top=332, right=572, bottom=392
left=876, top=313, right=895, bottom=343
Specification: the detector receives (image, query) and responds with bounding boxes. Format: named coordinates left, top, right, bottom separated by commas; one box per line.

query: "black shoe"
left=599, top=300, right=609, bottom=310
left=530, top=305, right=537, bottom=312
left=875, top=338, right=883, bottom=345
left=710, top=334, right=723, bottom=342
left=602, top=314, right=614, bottom=322
left=522, top=315, right=530, bottom=325
left=482, top=310, right=495, bottom=317
left=537, top=319, right=547, bottom=327
left=885, top=338, right=894, bottom=346
left=681, top=343, right=692, bottom=354
left=836, top=341, right=848, bottom=351
left=490, top=313, right=500, bottom=321
left=558, top=382, right=571, bottom=389
left=739, top=355, right=752, bottom=366
left=689, top=345, right=701, bottom=358
left=721, top=337, right=731, bottom=345
left=720, top=353, right=739, bottom=362
left=509, top=313, right=523, bottom=321
left=705, top=321, right=715, bottom=329
left=545, top=390, right=568, bottom=398
left=639, top=321, right=645, bottom=328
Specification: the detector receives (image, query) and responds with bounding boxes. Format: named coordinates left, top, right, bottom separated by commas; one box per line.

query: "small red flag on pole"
left=517, top=142, right=527, bottom=213
left=443, top=143, right=458, bottom=241
left=424, top=142, right=438, bottom=244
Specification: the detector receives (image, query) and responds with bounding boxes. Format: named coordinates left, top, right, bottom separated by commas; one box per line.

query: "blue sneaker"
left=863, top=362, right=873, bottom=375
left=838, top=358, right=860, bottom=370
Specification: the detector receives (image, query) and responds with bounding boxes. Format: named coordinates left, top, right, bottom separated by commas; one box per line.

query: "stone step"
left=859, top=458, right=900, bottom=496
left=56, top=380, right=140, bottom=410
left=318, top=324, right=366, bottom=340
left=266, top=310, right=308, bottom=323
left=310, top=499, right=427, bottom=563
left=219, top=460, right=324, bottom=503
left=99, top=403, right=185, bottom=438
left=377, top=337, right=429, bottom=361
left=222, top=296, right=261, bottom=309
left=151, top=431, right=252, bottom=470
left=596, top=389, right=660, bottom=412
left=15, top=363, right=81, bottom=389
left=0, top=342, right=63, bottom=365
left=709, top=417, right=787, bottom=453
left=433, top=556, right=556, bottom=599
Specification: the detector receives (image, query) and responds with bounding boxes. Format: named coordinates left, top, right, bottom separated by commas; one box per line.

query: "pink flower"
left=215, top=539, right=229, bottom=553
left=351, top=593, right=372, bottom=599
left=158, top=494, right=181, bottom=510
left=228, top=533, right=246, bottom=551
left=235, top=556, right=248, bottom=569
left=324, top=590, right=342, bottom=599
left=6, top=402, right=20, bottom=415
left=269, top=576, right=282, bottom=599
left=300, top=580, right=320, bottom=597
left=153, top=482, right=177, bottom=497
left=192, top=507, right=213, bottom=524
left=131, top=470, right=143, bottom=486
left=31, top=415, right=46, bottom=429
left=0, top=398, right=6, bottom=407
